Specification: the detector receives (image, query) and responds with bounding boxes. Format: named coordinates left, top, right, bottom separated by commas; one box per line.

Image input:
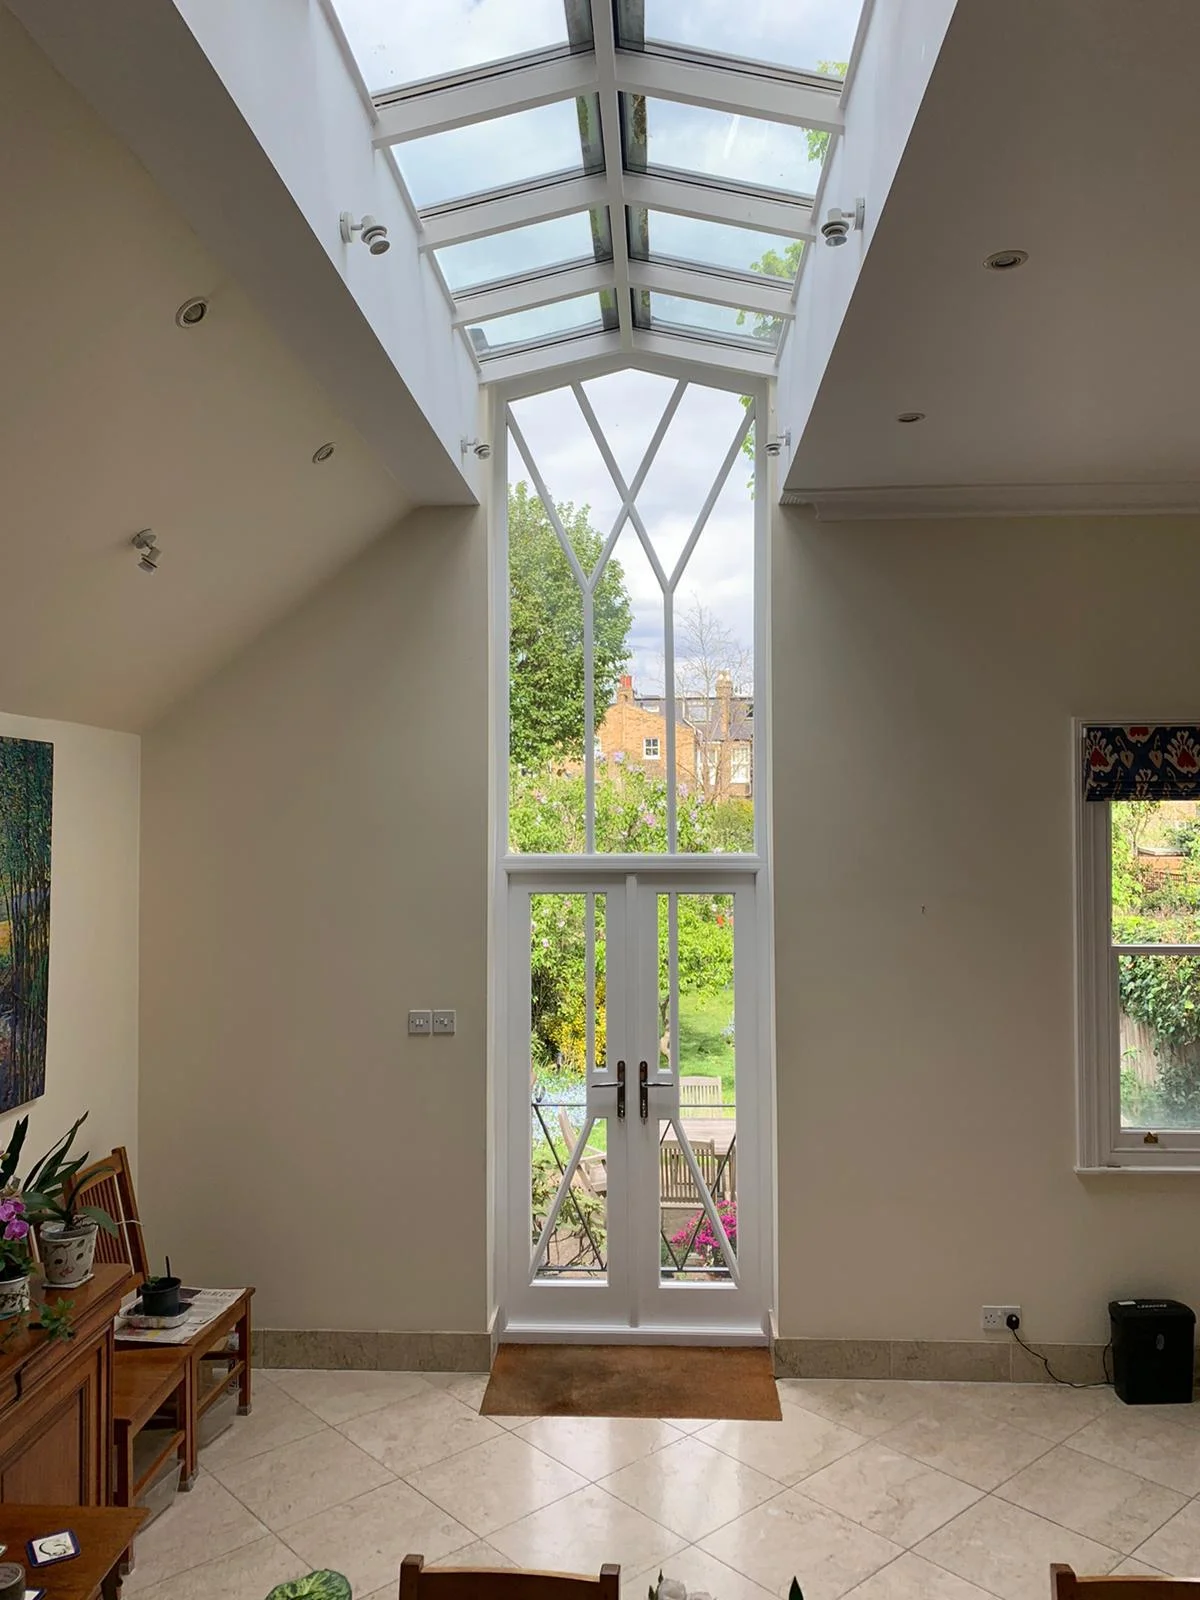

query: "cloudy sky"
left=509, top=371, right=755, bottom=699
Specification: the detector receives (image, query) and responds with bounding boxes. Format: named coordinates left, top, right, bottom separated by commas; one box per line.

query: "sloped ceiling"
left=0, top=9, right=414, bottom=730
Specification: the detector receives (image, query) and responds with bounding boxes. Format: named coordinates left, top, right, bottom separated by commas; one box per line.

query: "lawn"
left=678, top=988, right=736, bottom=1103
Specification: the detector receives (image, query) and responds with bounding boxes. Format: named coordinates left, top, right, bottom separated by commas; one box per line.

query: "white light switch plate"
left=432, top=1010, right=456, bottom=1035
left=408, top=1010, right=432, bottom=1036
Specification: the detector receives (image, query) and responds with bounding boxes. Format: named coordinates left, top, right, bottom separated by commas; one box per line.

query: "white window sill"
left=1076, top=1165, right=1200, bottom=1176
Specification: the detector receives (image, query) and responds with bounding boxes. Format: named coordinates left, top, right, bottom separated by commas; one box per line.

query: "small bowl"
left=141, top=1276, right=182, bottom=1318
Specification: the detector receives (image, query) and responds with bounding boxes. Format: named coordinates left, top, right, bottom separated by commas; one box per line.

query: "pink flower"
left=0, top=1198, right=25, bottom=1224
left=3, top=1218, right=29, bottom=1242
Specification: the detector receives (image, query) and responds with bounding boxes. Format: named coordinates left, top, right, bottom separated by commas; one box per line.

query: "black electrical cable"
left=1005, top=1314, right=1112, bottom=1389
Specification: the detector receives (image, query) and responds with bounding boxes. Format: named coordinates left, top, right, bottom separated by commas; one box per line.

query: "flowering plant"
left=669, top=1200, right=737, bottom=1266
left=0, top=1196, right=32, bottom=1282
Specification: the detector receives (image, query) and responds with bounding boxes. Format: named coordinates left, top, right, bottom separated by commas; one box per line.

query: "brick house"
left=597, top=673, right=754, bottom=801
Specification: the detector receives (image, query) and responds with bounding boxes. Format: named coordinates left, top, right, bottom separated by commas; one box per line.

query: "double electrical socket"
left=981, top=1304, right=1021, bottom=1332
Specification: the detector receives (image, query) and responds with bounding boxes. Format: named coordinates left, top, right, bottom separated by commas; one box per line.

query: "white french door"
left=500, top=868, right=768, bottom=1342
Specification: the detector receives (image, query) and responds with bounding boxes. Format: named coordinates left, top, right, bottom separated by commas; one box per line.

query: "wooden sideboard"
left=0, top=1264, right=132, bottom=1505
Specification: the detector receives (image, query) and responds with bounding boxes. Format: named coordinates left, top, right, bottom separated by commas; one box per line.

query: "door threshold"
left=499, top=1323, right=769, bottom=1347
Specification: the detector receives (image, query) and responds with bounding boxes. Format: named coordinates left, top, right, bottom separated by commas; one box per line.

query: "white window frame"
left=642, top=736, right=660, bottom=760
left=1075, top=719, right=1200, bottom=1170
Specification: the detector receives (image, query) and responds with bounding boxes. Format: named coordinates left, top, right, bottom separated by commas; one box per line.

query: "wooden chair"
left=679, top=1074, right=734, bottom=1118
left=556, top=1108, right=608, bottom=1196
left=67, top=1146, right=150, bottom=1279
left=400, top=1554, right=619, bottom=1600
left=659, top=1137, right=718, bottom=1203
left=1052, top=1567, right=1200, bottom=1596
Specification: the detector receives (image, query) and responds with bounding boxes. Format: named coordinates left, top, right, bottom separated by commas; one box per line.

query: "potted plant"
left=0, top=1118, right=33, bottom=1318
left=20, top=1114, right=118, bottom=1288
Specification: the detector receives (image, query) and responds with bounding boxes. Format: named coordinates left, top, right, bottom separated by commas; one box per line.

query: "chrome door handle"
left=616, top=1060, right=626, bottom=1120
left=639, top=1060, right=649, bottom=1121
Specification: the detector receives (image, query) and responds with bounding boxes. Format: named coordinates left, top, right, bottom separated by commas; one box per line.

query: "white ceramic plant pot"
left=39, top=1220, right=98, bottom=1287
left=0, top=1272, right=31, bottom=1320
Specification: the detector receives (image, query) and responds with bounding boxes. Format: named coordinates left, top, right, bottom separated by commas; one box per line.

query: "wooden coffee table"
left=0, top=1507, right=146, bottom=1600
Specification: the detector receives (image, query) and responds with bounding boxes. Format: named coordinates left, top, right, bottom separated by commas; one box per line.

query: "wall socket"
left=981, top=1304, right=1021, bottom=1332
left=408, top=1010, right=432, bottom=1036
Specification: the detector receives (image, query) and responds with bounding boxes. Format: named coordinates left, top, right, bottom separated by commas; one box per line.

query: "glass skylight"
left=396, top=99, right=602, bottom=210
left=623, top=97, right=826, bottom=197
left=629, top=211, right=803, bottom=281
left=335, top=0, right=592, bottom=95
left=467, top=294, right=608, bottom=357
left=638, top=292, right=785, bottom=350
left=437, top=212, right=612, bottom=294
left=616, top=0, right=861, bottom=77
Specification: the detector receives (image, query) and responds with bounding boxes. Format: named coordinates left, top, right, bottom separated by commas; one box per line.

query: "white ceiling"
left=0, top=8, right=414, bottom=731
left=784, top=0, right=1200, bottom=514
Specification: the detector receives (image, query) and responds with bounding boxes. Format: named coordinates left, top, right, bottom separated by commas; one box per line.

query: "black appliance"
left=1109, top=1299, right=1195, bottom=1405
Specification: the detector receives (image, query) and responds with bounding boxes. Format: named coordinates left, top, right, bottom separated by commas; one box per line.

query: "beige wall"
left=773, top=510, right=1200, bottom=1345
left=138, top=507, right=488, bottom=1331
left=0, top=710, right=140, bottom=1175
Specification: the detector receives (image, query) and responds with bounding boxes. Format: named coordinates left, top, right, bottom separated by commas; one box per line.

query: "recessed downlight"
left=983, top=249, right=1028, bottom=272
left=312, top=442, right=336, bottom=464
left=896, top=411, right=926, bottom=424
left=175, top=296, right=209, bottom=327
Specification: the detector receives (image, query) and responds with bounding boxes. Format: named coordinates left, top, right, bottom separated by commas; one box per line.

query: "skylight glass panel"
left=642, top=292, right=784, bottom=350
left=467, top=294, right=605, bottom=356
left=436, top=212, right=611, bottom=295
left=396, top=98, right=603, bottom=210
left=616, top=0, right=860, bottom=77
left=333, top=0, right=590, bottom=95
left=623, top=97, right=825, bottom=197
left=629, top=211, right=803, bottom=281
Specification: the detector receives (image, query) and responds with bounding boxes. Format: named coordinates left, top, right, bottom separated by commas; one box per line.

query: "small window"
left=1077, top=723, right=1200, bottom=1168
left=643, top=737, right=660, bottom=760
left=731, top=746, right=751, bottom=785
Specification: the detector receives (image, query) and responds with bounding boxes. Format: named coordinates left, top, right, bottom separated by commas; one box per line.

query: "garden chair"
left=659, top=1138, right=718, bottom=1203
left=401, top=1554, right=619, bottom=1600
left=679, top=1074, right=733, bottom=1117
left=1051, top=1567, right=1200, bottom=1597
left=557, top=1108, right=607, bottom=1195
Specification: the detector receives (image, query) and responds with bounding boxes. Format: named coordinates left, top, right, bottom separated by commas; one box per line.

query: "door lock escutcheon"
left=639, top=1060, right=649, bottom=1121
left=616, top=1060, right=626, bottom=1120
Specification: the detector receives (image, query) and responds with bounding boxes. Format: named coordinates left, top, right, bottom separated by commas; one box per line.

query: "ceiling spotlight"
left=461, top=437, right=492, bottom=460
left=312, top=442, right=336, bottom=464
left=764, top=431, right=791, bottom=458
left=340, top=212, right=391, bottom=255
left=131, top=529, right=160, bottom=572
left=175, top=296, right=209, bottom=328
left=983, top=249, right=1028, bottom=271
left=820, top=198, right=866, bottom=248
left=896, top=412, right=926, bottom=424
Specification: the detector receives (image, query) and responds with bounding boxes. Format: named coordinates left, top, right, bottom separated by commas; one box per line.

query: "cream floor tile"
left=665, top=1419, right=720, bottom=1436
left=198, top=1380, right=327, bottom=1469
left=125, top=1472, right=268, bottom=1593
left=996, top=1444, right=1187, bottom=1552
left=699, top=1406, right=866, bottom=1486
left=340, top=1388, right=504, bottom=1475
left=879, top=1409, right=1051, bottom=1491
left=778, top=1383, right=928, bottom=1440
left=515, top=1416, right=683, bottom=1479
left=1071, top=1408, right=1200, bottom=1495
left=442, top=1540, right=518, bottom=1568
left=281, top=1478, right=474, bottom=1594
left=601, top=1435, right=784, bottom=1542
left=700, top=1489, right=902, bottom=1600
left=1133, top=1498, right=1200, bottom=1574
left=423, top=1371, right=530, bottom=1426
left=271, top=1367, right=431, bottom=1425
left=945, top=1382, right=1115, bottom=1444
left=914, top=1496, right=1120, bottom=1600
left=627, top=1544, right=779, bottom=1600
left=799, top=1443, right=982, bottom=1547
left=1112, top=1558, right=1171, bottom=1577
left=210, top=1426, right=394, bottom=1530
left=131, top=1535, right=307, bottom=1600
left=489, top=1484, right=686, bottom=1578
left=841, top=1552, right=997, bottom=1600
left=405, top=1432, right=587, bottom=1537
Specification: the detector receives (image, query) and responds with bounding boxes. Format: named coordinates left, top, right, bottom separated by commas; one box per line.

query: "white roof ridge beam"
left=479, top=327, right=775, bottom=387
left=628, top=261, right=794, bottom=319
left=615, top=52, right=843, bottom=132
left=372, top=52, right=598, bottom=145
left=419, top=176, right=608, bottom=249
left=452, top=261, right=615, bottom=325
left=588, top=0, right=634, bottom=350
left=623, top=174, right=815, bottom=239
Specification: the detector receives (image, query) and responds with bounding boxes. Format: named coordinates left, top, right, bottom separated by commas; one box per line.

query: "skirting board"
left=251, top=1328, right=491, bottom=1372
left=773, top=1337, right=1114, bottom=1385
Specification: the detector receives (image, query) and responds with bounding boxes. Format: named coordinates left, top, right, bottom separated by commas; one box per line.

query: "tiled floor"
left=126, top=1369, right=1200, bottom=1600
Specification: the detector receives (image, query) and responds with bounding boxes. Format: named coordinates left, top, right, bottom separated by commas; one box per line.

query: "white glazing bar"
left=669, top=893, right=679, bottom=1074
left=507, top=413, right=589, bottom=589
left=586, top=891, right=596, bottom=1076
left=668, top=405, right=754, bottom=591
left=584, top=587, right=596, bottom=851
left=664, top=588, right=677, bottom=851
left=531, top=1111, right=599, bottom=1275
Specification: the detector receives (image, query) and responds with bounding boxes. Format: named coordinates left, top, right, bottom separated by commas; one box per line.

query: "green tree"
left=508, top=481, right=633, bottom=768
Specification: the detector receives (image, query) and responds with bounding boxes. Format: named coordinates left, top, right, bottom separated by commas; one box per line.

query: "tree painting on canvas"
left=0, top=737, right=53, bottom=1113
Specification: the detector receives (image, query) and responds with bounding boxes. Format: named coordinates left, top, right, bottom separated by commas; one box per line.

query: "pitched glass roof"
left=330, top=0, right=863, bottom=378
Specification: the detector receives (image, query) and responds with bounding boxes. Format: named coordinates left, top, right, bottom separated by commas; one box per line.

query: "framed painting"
left=0, top=737, right=53, bottom=1114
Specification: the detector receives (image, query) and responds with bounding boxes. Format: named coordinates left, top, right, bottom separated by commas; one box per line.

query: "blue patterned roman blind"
left=1083, top=725, right=1200, bottom=801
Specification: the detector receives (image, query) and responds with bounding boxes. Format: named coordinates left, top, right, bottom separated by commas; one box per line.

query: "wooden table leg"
left=103, top=1550, right=129, bottom=1600
left=113, top=1422, right=133, bottom=1508
left=180, top=1359, right=198, bottom=1489
left=237, top=1299, right=252, bottom=1416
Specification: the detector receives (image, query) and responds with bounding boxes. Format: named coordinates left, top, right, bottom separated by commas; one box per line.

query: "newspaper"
left=114, top=1286, right=246, bottom=1345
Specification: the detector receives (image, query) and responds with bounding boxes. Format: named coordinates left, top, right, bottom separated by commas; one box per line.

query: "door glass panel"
left=436, top=211, right=612, bottom=294
left=623, top=97, right=826, bottom=198
left=397, top=99, right=603, bottom=210
left=630, top=210, right=803, bottom=282
left=530, top=893, right=608, bottom=1279
left=617, top=1, right=859, bottom=79
left=596, top=527, right=666, bottom=856
left=334, top=0, right=593, bottom=94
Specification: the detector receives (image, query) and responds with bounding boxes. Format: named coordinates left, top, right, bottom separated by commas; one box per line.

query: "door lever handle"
left=639, top=1060, right=649, bottom=1121
left=616, top=1060, right=626, bottom=1120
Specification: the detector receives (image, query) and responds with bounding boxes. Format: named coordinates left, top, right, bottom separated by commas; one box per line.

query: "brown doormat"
left=481, top=1344, right=781, bottom=1421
